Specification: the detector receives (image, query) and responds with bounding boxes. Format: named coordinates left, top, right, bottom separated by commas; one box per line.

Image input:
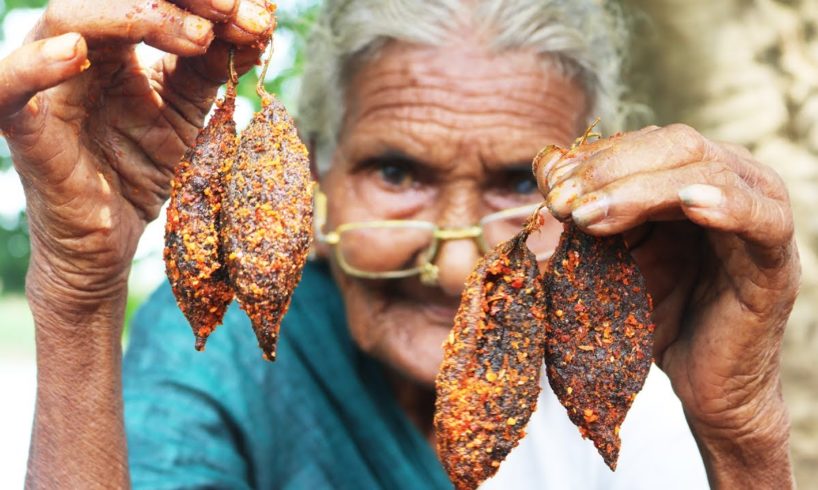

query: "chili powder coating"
left=542, top=222, right=654, bottom=469
left=222, top=93, right=313, bottom=361
left=435, top=228, right=545, bottom=490
left=164, top=84, right=237, bottom=351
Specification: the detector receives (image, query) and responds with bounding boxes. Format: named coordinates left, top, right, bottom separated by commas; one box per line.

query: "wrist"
left=26, top=245, right=130, bottom=317
left=26, top=251, right=129, bottom=360
left=688, top=388, right=794, bottom=489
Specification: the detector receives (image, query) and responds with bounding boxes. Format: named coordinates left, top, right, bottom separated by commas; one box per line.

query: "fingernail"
left=43, top=33, right=81, bottom=61
left=547, top=160, right=577, bottom=189
left=212, top=0, right=237, bottom=15
left=572, top=195, right=609, bottom=226
left=184, top=16, right=213, bottom=44
left=547, top=178, right=582, bottom=218
left=236, top=1, right=274, bottom=35
left=679, top=184, right=723, bottom=208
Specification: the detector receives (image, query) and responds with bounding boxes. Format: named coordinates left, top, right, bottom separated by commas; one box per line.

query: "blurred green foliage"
left=242, top=4, right=319, bottom=108
left=0, top=0, right=46, bottom=293
left=0, top=212, right=29, bottom=292
left=0, top=0, right=47, bottom=50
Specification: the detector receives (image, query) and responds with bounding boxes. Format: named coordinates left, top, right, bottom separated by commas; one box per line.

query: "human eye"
left=496, top=167, right=538, bottom=196
left=378, top=161, right=414, bottom=189
left=357, top=152, right=423, bottom=193
left=507, top=170, right=538, bottom=195
left=483, top=165, right=541, bottom=211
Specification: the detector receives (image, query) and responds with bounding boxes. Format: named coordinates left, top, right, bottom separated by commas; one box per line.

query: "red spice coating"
left=164, top=86, right=237, bottom=350
left=435, top=229, right=545, bottom=490
left=222, top=94, right=314, bottom=361
left=542, top=222, right=654, bottom=469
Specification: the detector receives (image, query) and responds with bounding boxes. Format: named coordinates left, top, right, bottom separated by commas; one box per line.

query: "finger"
left=0, top=33, right=89, bottom=124
left=554, top=162, right=740, bottom=232
left=172, top=0, right=238, bottom=22
left=542, top=124, right=711, bottom=198
left=153, top=40, right=264, bottom=116
left=181, top=39, right=265, bottom=84
left=557, top=161, right=794, bottom=249
left=543, top=125, right=783, bottom=215
left=541, top=124, right=716, bottom=193
left=678, top=184, right=793, bottom=250
left=42, top=0, right=214, bottom=57
left=535, top=125, right=660, bottom=195
left=213, top=0, right=276, bottom=45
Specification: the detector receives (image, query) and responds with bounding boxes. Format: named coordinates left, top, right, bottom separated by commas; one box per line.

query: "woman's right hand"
left=6, top=4, right=275, bottom=486
left=3, top=0, right=274, bottom=309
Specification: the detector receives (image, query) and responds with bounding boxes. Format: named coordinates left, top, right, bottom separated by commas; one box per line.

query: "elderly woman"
left=3, top=0, right=798, bottom=488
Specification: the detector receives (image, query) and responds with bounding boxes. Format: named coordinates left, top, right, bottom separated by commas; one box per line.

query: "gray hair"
left=298, top=0, right=630, bottom=173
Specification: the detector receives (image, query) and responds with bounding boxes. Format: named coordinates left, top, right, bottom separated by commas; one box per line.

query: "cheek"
left=330, top=262, right=389, bottom=351
left=331, top=266, right=449, bottom=385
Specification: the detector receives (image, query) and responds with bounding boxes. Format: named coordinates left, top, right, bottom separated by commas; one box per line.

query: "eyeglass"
left=313, top=189, right=555, bottom=285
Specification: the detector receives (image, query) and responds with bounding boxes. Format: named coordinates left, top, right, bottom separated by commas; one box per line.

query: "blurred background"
left=0, top=0, right=815, bottom=487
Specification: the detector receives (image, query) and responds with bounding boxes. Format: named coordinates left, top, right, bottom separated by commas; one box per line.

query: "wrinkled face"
left=319, top=40, right=588, bottom=387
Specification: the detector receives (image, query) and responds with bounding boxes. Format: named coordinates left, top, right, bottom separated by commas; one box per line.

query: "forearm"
left=689, top=389, right=794, bottom=489
left=25, top=259, right=130, bottom=490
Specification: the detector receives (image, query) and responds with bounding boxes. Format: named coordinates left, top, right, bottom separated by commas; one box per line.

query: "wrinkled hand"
left=535, top=124, right=799, bottom=454
left=2, top=0, right=274, bottom=304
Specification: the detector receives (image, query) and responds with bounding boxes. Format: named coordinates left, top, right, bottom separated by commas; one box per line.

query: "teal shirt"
left=123, top=261, right=452, bottom=489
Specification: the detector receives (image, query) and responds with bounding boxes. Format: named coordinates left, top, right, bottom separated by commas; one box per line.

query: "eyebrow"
left=355, top=149, right=538, bottom=177
left=499, top=161, right=535, bottom=171
left=483, top=160, right=536, bottom=176
left=355, top=149, right=442, bottom=174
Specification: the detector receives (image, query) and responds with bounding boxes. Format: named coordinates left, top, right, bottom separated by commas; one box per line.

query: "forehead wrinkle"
left=340, top=115, right=465, bottom=173
left=347, top=43, right=585, bottom=117
left=341, top=41, right=587, bottom=175
left=352, top=63, right=582, bottom=120
left=354, top=89, right=578, bottom=130
left=351, top=101, right=582, bottom=152
left=359, top=66, right=560, bottom=97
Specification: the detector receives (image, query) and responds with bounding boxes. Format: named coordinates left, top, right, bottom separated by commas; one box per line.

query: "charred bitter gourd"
left=221, top=46, right=313, bottom=361
left=435, top=219, right=546, bottom=490
left=164, top=58, right=238, bottom=351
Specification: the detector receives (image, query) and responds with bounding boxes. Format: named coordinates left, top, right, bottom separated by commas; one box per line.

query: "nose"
left=433, top=237, right=481, bottom=297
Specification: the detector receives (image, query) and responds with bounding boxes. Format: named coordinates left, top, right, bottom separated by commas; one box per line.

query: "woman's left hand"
left=535, top=124, right=799, bottom=488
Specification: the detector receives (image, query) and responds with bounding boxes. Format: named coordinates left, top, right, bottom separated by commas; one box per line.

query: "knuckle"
left=41, top=5, right=71, bottom=34
left=0, top=56, right=20, bottom=89
left=724, top=141, right=754, bottom=159
left=688, top=161, right=742, bottom=193
left=582, top=145, right=625, bottom=185
left=761, top=164, right=790, bottom=201
left=663, top=123, right=708, bottom=159
left=776, top=203, right=795, bottom=240
left=701, top=161, right=733, bottom=182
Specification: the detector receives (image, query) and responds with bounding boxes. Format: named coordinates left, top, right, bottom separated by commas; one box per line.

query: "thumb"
left=0, top=32, right=88, bottom=127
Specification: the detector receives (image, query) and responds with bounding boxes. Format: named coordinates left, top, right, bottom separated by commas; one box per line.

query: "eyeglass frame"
left=313, top=187, right=546, bottom=285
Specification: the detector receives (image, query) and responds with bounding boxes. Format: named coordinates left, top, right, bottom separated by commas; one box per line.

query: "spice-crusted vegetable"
left=542, top=222, right=654, bottom=469
left=164, top=78, right=237, bottom=351
left=435, top=223, right=545, bottom=490
left=222, top=85, right=314, bottom=361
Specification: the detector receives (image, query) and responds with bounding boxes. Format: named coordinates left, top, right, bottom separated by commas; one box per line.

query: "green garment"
left=123, top=261, right=452, bottom=489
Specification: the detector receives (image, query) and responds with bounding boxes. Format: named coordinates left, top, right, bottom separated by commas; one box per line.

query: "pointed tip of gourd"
left=194, top=335, right=208, bottom=351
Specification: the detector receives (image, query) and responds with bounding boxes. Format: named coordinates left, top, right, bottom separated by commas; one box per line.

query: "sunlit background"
left=0, top=0, right=318, bottom=486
